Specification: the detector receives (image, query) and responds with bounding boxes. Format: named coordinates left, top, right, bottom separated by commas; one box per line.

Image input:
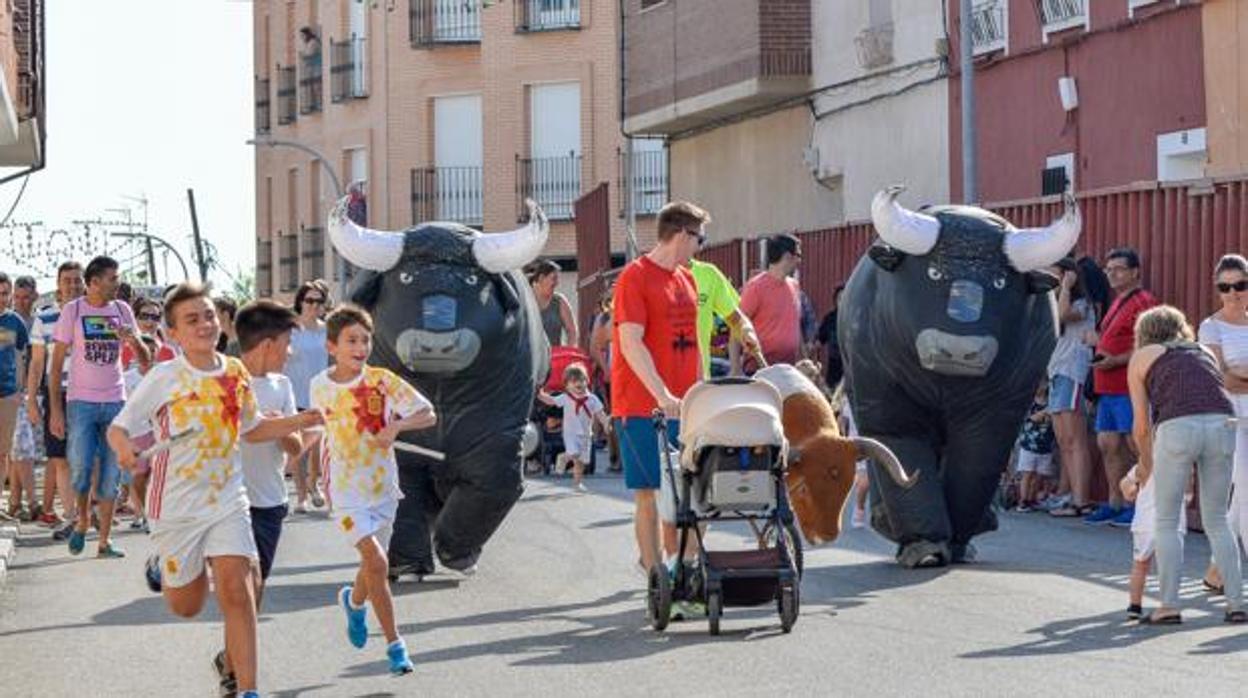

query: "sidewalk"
left=0, top=514, right=17, bottom=588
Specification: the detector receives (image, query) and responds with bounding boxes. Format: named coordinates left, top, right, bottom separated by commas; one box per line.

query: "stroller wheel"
left=647, top=565, right=672, bottom=631
left=760, top=521, right=804, bottom=579
left=707, top=590, right=722, bottom=636
left=778, top=582, right=799, bottom=633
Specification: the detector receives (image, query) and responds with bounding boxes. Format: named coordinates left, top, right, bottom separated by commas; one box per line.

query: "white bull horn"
left=473, top=199, right=549, bottom=274
left=326, top=196, right=403, bottom=272
left=871, top=185, right=940, bottom=255
left=1004, top=192, right=1082, bottom=272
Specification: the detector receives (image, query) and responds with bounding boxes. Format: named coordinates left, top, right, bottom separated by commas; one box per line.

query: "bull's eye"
left=464, top=273, right=477, bottom=286
left=992, top=276, right=1007, bottom=290
left=399, top=271, right=414, bottom=285
left=926, top=266, right=944, bottom=282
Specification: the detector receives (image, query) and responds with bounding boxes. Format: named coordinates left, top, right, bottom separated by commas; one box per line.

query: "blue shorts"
left=250, top=504, right=288, bottom=580
left=615, top=417, right=680, bottom=491
left=1095, top=394, right=1134, bottom=434
left=67, top=400, right=124, bottom=499
left=1047, top=374, right=1083, bottom=414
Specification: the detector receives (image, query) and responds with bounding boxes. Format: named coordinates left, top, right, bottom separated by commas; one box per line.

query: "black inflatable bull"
left=328, top=199, right=549, bottom=577
left=839, top=187, right=1080, bottom=567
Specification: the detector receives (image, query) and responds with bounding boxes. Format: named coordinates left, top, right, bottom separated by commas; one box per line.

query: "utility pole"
left=960, top=0, right=978, bottom=204
left=187, top=188, right=208, bottom=282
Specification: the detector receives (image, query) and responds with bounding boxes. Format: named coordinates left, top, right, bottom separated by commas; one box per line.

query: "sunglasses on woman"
left=1216, top=280, right=1248, bottom=294
left=138, top=312, right=162, bottom=322
left=303, top=297, right=325, bottom=305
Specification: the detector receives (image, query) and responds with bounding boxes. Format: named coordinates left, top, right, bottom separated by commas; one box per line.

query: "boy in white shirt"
left=310, top=305, right=436, bottom=676
left=107, top=284, right=322, bottom=698
left=537, top=362, right=610, bottom=492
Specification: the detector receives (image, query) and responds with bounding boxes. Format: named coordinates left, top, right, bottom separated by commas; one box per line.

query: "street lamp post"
left=246, top=136, right=348, bottom=291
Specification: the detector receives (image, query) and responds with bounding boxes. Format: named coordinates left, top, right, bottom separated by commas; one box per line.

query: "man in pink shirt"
left=739, top=233, right=805, bottom=366
left=49, top=256, right=150, bottom=558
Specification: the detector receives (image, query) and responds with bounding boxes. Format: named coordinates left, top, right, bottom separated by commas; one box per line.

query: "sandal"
left=1049, top=503, right=1095, bottom=518
left=1139, top=611, right=1182, bottom=625
left=1202, top=579, right=1225, bottom=595
left=1224, top=610, right=1248, bottom=624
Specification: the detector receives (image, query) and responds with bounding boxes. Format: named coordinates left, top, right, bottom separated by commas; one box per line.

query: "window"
left=855, top=0, right=894, bottom=69
left=428, top=94, right=484, bottom=225
left=970, top=1, right=1006, bottom=56
left=1040, top=0, right=1085, bottom=39
left=521, top=82, right=581, bottom=219
left=1044, top=153, right=1075, bottom=195
left=640, top=0, right=665, bottom=9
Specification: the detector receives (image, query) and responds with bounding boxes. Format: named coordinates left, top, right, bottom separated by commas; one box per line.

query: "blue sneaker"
left=67, top=529, right=85, bottom=555
left=387, top=639, right=414, bottom=675
left=1109, top=505, right=1135, bottom=528
left=240, top=692, right=259, bottom=698
left=339, top=586, right=368, bottom=649
left=1083, top=504, right=1119, bottom=526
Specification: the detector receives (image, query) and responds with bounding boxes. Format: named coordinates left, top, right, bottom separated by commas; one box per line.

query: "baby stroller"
left=648, top=377, right=802, bottom=636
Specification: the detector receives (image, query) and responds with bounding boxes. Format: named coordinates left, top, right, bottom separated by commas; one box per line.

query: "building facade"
left=948, top=0, right=1206, bottom=203
left=0, top=0, right=44, bottom=173
left=253, top=0, right=662, bottom=301
left=1204, top=0, right=1248, bottom=178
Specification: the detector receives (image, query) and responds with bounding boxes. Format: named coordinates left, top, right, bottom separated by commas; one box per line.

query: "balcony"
left=298, top=50, right=323, bottom=114
left=617, top=147, right=667, bottom=217
left=411, top=166, right=484, bottom=227
left=970, top=2, right=1006, bottom=55
left=411, top=0, right=482, bottom=46
left=254, top=77, right=271, bottom=133
left=0, top=0, right=44, bottom=168
left=516, top=153, right=581, bottom=221
left=330, top=37, right=368, bottom=102
left=1041, top=0, right=1085, bottom=33
left=515, top=0, right=580, bottom=33
left=276, top=65, right=296, bottom=125
left=256, top=239, right=272, bottom=297
left=301, top=226, right=325, bottom=281
left=278, top=234, right=298, bottom=292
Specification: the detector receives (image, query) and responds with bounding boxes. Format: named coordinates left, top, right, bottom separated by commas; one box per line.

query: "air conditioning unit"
left=801, top=147, right=820, bottom=174
left=1058, top=76, right=1078, bottom=111
left=855, top=23, right=894, bottom=70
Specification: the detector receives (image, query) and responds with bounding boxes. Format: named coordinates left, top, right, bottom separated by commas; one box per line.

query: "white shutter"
left=435, top=95, right=483, bottom=167
left=530, top=82, right=580, bottom=158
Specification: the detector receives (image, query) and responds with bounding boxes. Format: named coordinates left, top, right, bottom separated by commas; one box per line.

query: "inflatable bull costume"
left=328, top=199, right=550, bottom=577
left=839, top=187, right=1080, bottom=567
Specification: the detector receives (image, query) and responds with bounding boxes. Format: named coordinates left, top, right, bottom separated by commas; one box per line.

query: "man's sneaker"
left=97, top=543, right=126, bottom=559
left=1109, top=506, right=1136, bottom=528
left=340, top=586, right=368, bottom=648
left=67, top=529, right=86, bottom=555
left=145, top=555, right=163, bottom=593
left=52, top=521, right=74, bottom=541
left=387, top=639, right=414, bottom=675
left=1083, top=504, right=1119, bottom=526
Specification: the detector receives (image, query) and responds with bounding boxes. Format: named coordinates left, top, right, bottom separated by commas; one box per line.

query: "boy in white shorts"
left=537, top=362, right=610, bottom=492
left=1121, top=463, right=1186, bottom=620
left=107, top=284, right=322, bottom=698
left=310, top=305, right=436, bottom=676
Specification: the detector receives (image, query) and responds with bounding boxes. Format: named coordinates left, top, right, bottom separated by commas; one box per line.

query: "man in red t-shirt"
left=739, top=233, right=804, bottom=367
left=612, top=201, right=706, bottom=582
left=1087, top=248, right=1157, bottom=526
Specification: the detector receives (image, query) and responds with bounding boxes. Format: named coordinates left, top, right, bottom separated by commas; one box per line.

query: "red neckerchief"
left=568, top=393, right=592, bottom=420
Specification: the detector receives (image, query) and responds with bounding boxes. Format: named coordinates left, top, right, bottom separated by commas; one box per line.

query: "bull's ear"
left=1025, top=270, right=1060, bottom=294
left=868, top=245, right=905, bottom=271
left=348, top=270, right=383, bottom=309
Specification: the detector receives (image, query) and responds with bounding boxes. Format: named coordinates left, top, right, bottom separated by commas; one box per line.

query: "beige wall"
left=669, top=105, right=842, bottom=244
left=255, top=0, right=640, bottom=302
left=1204, top=0, right=1248, bottom=177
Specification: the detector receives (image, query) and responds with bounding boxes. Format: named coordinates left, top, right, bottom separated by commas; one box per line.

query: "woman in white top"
left=285, top=281, right=330, bottom=512
left=1047, top=258, right=1098, bottom=517
left=1199, top=254, right=1248, bottom=591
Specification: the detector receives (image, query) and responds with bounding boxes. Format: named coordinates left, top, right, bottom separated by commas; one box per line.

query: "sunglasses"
left=138, top=312, right=162, bottom=322
left=1217, top=280, right=1248, bottom=294
left=303, top=297, right=325, bottom=305
left=683, top=228, right=707, bottom=246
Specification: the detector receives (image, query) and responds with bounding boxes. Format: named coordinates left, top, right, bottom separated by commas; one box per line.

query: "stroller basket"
left=706, top=548, right=786, bottom=606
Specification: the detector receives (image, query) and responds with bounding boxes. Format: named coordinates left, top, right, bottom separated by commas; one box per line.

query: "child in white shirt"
left=309, top=305, right=435, bottom=676
left=1121, top=463, right=1186, bottom=621
left=537, top=362, right=610, bottom=492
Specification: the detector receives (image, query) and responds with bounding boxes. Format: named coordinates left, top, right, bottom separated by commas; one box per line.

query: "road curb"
left=0, top=519, right=18, bottom=588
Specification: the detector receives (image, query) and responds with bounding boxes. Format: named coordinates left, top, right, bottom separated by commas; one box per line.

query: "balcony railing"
left=617, top=147, right=667, bottom=218
left=256, top=239, right=272, bottom=297
left=515, top=0, right=580, bottom=33
left=516, top=153, right=581, bottom=221
left=299, top=50, right=323, bottom=114
left=1041, top=0, right=1085, bottom=31
left=411, top=0, right=482, bottom=46
left=278, top=234, right=299, bottom=292
left=411, top=166, right=484, bottom=227
left=255, top=77, right=271, bottom=133
left=970, top=2, right=1006, bottom=54
left=330, top=37, right=368, bottom=102
left=301, top=226, right=325, bottom=281
left=276, top=65, right=296, bottom=125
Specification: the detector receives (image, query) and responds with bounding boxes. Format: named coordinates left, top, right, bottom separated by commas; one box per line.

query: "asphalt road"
left=2, top=472, right=1246, bottom=697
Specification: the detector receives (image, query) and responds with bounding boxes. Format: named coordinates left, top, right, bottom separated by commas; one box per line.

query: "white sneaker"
left=294, top=502, right=308, bottom=514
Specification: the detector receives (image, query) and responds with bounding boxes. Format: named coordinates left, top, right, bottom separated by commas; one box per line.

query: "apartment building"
left=253, top=0, right=664, bottom=301
left=947, top=0, right=1206, bottom=202
left=0, top=0, right=44, bottom=173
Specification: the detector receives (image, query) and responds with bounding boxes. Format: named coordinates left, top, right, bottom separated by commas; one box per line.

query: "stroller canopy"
left=679, top=379, right=786, bottom=471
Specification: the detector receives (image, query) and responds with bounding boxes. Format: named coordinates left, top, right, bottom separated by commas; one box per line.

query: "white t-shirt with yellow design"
left=309, top=366, right=431, bottom=511
left=112, top=354, right=260, bottom=523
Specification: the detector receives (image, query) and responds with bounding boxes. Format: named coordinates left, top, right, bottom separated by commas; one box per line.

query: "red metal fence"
left=573, top=183, right=612, bottom=351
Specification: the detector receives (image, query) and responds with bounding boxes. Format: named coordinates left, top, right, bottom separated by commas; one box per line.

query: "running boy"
left=537, top=362, right=611, bottom=492
left=309, top=305, right=435, bottom=676
left=107, top=283, right=322, bottom=698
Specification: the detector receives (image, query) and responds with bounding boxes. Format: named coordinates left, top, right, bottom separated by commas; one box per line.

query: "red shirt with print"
left=610, top=256, right=700, bottom=418
left=1093, top=288, right=1158, bottom=395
